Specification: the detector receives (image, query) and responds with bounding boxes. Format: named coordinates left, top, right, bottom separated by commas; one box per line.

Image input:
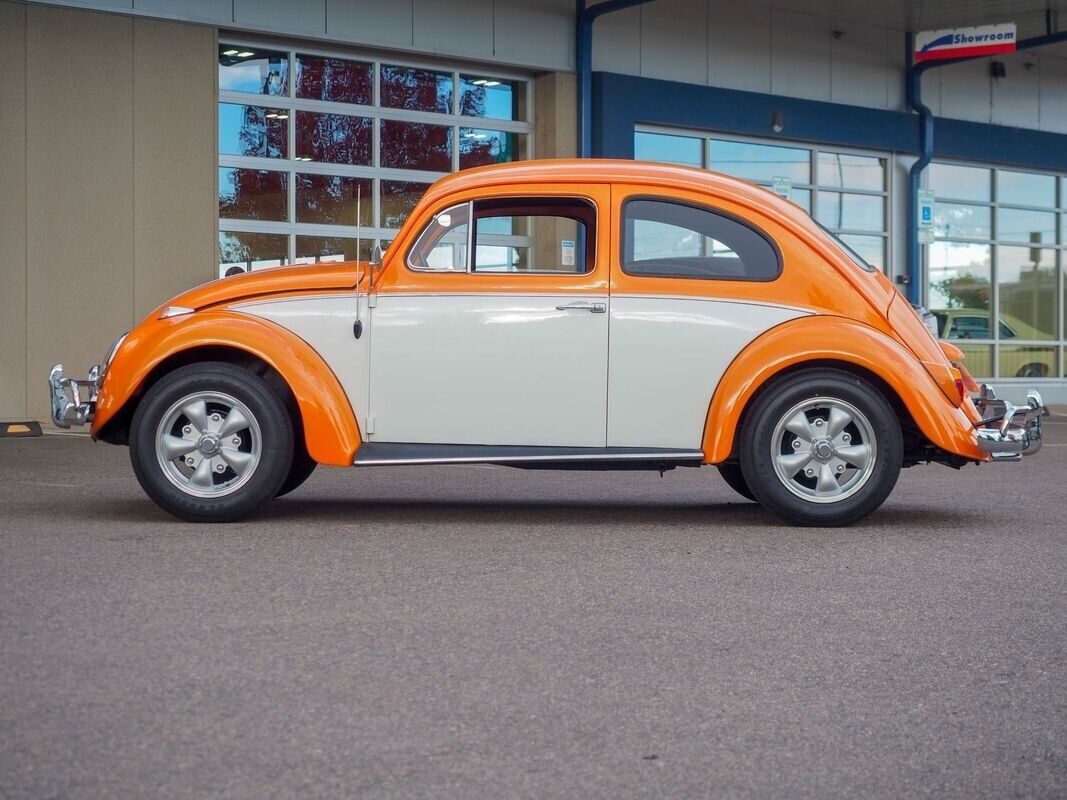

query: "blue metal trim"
left=576, top=0, right=655, bottom=158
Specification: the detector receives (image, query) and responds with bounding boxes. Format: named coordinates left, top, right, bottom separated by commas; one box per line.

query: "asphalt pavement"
left=1, top=418, right=1065, bottom=799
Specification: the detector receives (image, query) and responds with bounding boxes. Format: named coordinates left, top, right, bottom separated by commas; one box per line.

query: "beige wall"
left=0, top=2, right=217, bottom=422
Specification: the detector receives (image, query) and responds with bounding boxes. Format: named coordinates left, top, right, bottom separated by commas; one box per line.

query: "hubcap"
left=155, top=391, right=262, bottom=498
left=770, top=397, right=877, bottom=504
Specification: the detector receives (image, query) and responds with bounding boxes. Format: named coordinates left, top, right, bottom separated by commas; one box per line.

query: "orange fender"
left=702, top=316, right=985, bottom=464
left=92, top=311, right=361, bottom=466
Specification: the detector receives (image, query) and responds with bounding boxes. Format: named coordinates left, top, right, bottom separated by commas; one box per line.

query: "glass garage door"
left=217, top=42, right=533, bottom=277
left=634, top=128, right=890, bottom=273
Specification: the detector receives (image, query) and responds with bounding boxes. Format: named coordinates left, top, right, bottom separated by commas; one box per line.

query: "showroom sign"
left=914, top=23, right=1016, bottom=62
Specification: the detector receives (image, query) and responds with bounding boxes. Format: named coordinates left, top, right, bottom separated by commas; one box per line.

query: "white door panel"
left=370, top=294, right=609, bottom=446
left=607, top=297, right=809, bottom=448
left=233, top=294, right=371, bottom=433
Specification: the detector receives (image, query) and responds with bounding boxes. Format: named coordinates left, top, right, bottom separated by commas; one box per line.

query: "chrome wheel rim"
left=155, top=392, right=262, bottom=499
left=770, top=397, right=877, bottom=505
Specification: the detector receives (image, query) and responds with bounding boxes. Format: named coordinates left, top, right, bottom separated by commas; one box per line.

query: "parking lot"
left=1, top=418, right=1065, bottom=799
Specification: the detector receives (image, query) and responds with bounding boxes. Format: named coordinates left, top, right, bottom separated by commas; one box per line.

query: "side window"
left=472, top=197, right=594, bottom=273
left=406, top=197, right=595, bottom=274
left=407, top=202, right=470, bottom=271
left=621, top=198, right=781, bottom=281
left=951, top=316, right=990, bottom=339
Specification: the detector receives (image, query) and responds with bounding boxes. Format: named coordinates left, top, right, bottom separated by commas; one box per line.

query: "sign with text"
left=914, top=23, right=1016, bottom=62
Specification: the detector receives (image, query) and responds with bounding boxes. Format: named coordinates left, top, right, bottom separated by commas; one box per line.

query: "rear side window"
left=621, top=198, right=781, bottom=281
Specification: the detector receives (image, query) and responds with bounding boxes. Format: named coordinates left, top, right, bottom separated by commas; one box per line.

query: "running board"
left=353, top=443, right=705, bottom=469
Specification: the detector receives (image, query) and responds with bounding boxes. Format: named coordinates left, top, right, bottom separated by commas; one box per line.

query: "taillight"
left=949, top=366, right=966, bottom=404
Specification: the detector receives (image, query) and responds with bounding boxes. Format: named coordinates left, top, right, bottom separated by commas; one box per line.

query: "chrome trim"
left=973, top=384, right=1044, bottom=462
left=160, top=305, right=195, bottom=319
left=354, top=450, right=705, bottom=467
left=555, top=301, right=606, bottom=313
left=49, top=363, right=101, bottom=429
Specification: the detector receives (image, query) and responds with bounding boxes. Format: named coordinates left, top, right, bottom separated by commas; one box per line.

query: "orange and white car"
left=50, top=160, right=1043, bottom=525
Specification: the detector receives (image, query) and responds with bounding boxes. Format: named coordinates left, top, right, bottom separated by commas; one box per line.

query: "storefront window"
left=634, top=132, right=703, bottom=167
left=928, top=161, right=1064, bottom=379
left=217, top=44, right=532, bottom=275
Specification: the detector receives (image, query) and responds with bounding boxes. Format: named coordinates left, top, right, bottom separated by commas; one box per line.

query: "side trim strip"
left=353, top=442, right=705, bottom=466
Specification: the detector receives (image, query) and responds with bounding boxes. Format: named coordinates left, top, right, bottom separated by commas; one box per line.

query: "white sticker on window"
left=561, top=239, right=575, bottom=267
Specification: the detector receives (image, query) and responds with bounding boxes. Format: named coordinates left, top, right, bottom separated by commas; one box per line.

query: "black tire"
left=129, top=362, right=293, bottom=522
left=739, top=369, right=902, bottom=527
left=716, top=462, right=756, bottom=502
left=275, top=443, right=317, bottom=498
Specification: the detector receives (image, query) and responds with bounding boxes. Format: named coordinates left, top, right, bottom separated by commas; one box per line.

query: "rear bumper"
left=973, top=385, right=1043, bottom=462
left=49, top=363, right=100, bottom=428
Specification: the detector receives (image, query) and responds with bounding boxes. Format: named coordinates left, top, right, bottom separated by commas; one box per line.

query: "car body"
left=933, top=307, right=1057, bottom=378
left=50, top=160, right=1043, bottom=525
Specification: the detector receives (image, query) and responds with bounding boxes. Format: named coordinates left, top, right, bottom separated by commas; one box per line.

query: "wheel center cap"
left=199, top=433, right=220, bottom=456
left=814, top=439, right=835, bottom=460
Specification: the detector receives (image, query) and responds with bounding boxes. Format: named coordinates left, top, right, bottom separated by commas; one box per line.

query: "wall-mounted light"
left=990, top=61, right=1007, bottom=78
left=771, top=110, right=784, bottom=134
left=222, top=49, right=239, bottom=56
left=236, top=51, right=255, bottom=58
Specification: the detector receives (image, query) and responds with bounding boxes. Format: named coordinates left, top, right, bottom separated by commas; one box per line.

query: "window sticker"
left=561, top=239, right=575, bottom=267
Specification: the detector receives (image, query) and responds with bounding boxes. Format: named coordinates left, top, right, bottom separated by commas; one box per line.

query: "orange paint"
left=93, top=311, right=361, bottom=466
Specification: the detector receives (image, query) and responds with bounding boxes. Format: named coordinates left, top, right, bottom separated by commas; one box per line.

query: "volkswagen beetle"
left=50, top=160, right=1043, bottom=525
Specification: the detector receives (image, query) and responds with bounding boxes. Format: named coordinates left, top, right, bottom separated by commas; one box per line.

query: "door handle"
left=555, top=302, right=606, bottom=314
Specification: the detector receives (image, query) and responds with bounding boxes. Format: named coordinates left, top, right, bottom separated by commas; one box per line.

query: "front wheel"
left=130, top=362, right=294, bottom=522
left=739, top=369, right=902, bottom=527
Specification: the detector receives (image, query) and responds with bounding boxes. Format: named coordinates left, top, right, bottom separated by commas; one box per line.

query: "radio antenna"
left=353, top=186, right=364, bottom=339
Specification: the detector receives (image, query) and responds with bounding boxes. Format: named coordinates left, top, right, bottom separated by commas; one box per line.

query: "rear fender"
left=702, top=316, right=985, bottom=463
left=92, top=311, right=361, bottom=466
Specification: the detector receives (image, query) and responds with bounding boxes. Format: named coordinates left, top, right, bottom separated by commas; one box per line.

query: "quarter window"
left=622, top=198, right=780, bottom=281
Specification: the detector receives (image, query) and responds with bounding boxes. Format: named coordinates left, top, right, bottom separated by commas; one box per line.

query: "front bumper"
left=49, top=363, right=101, bottom=428
left=973, top=384, right=1043, bottom=462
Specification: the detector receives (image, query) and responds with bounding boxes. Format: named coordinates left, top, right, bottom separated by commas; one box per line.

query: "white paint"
left=607, top=296, right=809, bottom=449
left=368, top=293, right=608, bottom=446
left=232, top=294, right=371, bottom=433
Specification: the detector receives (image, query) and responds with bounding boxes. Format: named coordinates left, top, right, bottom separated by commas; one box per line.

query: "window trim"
left=405, top=195, right=600, bottom=276
left=619, top=195, right=783, bottom=283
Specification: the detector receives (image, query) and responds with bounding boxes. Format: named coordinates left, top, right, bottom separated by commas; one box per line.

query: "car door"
left=367, top=188, right=610, bottom=447
left=607, top=186, right=810, bottom=449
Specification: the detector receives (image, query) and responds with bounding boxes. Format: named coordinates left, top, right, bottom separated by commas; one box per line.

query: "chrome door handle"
left=555, top=302, right=606, bottom=314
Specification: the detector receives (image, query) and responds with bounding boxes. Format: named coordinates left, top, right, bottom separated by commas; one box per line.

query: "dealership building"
left=3, top=0, right=1067, bottom=423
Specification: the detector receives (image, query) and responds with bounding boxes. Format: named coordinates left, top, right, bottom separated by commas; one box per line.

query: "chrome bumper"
left=49, top=363, right=101, bottom=428
left=973, top=384, right=1043, bottom=462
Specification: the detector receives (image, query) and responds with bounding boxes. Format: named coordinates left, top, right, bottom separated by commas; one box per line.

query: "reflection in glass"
left=460, top=75, right=523, bottom=120
left=219, top=103, right=287, bottom=159
left=997, top=246, right=1056, bottom=340
left=926, top=241, right=992, bottom=315
left=837, top=234, right=885, bottom=272
left=295, top=111, right=371, bottom=165
left=380, top=120, right=452, bottom=171
left=218, top=168, right=287, bottom=221
left=817, top=152, right=884, bottom=191
left=295, top=54, right=372, bottom=105
left=218, top=231, right=288, bottom=277
left=634, top=132, right=703, bottom=166
left=996, top=207, right=1056, bottom=245
left=219, top=46, right=288, bottom=96
left=381, top=65, right=453, bottom=112
left=295, top=174, right=372, bottom=227
left=1000, top=346, right=1057, bottom=378
left=381, top=180, right=430, bottom=228
left=788, top=188, right=811, bottom=214
left=816, top=192, right=884, bottom=232
left=709, top=140, right=810, bottom=184
left=929, top=163, right=991, bottom=202
left=459, top=128, right=524, bottom=169
left=997, top=170, right=1055, bottom=207
left=295, top=236, right=372, bottom=264
left=933, top=202, right=990, bottom=239
left=950, top=344, right=993, bottom=378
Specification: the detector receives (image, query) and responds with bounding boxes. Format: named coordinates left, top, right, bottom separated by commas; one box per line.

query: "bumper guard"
left=973, top=384, right=1043, bottom=462
left=49, top=363, right=101, bottom=429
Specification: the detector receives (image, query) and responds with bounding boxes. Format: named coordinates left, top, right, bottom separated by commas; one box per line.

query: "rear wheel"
left=739, top=369, right=902, bottom=527
left=130, top=362, right=293, bottom=522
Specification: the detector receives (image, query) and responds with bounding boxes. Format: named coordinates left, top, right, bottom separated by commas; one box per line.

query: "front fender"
left=92, top=311, right=361, bottom=466
left=702, top=315, right=985, bottom=464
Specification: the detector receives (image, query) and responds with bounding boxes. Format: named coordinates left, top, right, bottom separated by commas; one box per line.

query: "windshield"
left=815, top=221, right=875, bottom=272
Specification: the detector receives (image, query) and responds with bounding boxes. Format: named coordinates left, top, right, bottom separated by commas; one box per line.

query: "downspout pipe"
left=904, top=28, right=1067, bottom=305
left=576, top=0, right=656, bottom=158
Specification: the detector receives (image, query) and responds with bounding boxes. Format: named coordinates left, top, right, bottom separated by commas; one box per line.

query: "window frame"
left=619, top=195, right=783, bottom=283
left=406, top=195, right=599, bottom=276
